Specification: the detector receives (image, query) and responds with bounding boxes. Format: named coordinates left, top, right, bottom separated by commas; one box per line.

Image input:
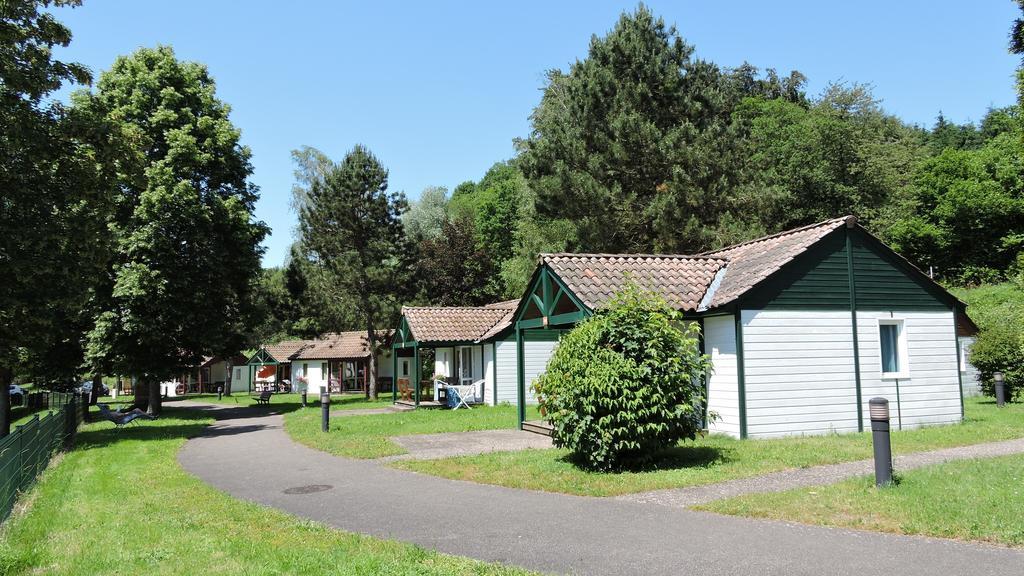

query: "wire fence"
left=0, top=392, right=85, bottom=523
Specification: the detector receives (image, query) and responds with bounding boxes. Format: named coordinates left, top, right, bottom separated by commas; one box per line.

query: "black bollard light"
left=994, top=372, right=1006, bottom=407
left=869, top=397, right=893, bottom=487
left=217, top=384, right=223, bottom=401
left=320, top=391, right=330, bottom=432
left=301, top=391, right=307, bottom=407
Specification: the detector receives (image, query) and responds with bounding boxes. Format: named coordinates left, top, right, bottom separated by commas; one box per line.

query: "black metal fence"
left=0, top=392, right=84, bottom=523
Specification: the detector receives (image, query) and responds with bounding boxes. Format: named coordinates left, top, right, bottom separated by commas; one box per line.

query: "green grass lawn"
left=0, top=406, right=535, bottom=576
left=699, top=453, right=1024, bottom=547
left=166, top=391, right=393, bottom=411
left=285, top=404, right=543, bottom=459
left=391, top=398, right=1024, bottom=496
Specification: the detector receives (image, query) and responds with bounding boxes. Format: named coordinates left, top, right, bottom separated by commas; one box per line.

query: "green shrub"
left=532, top=284, right=710, bottom=471
left=969, top=324, right=1023, bottom=402
left=953, top=281, right=1024, bottom=402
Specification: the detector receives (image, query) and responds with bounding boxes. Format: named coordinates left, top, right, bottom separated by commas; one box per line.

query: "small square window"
left=878, top=320, right=908, bottom=378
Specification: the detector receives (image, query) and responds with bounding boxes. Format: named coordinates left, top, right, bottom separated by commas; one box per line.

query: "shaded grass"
left=285, top=404, right=543, bottom=459
left=699, top=453, right=1024, bottom=547
left=391, top=398, right=1024, bottom=496
left=0, top=406, right=535, bottom=575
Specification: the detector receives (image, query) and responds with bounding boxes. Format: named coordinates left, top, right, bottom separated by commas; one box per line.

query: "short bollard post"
left=320, top=391, right=330, bottom=432
left=869, top=397, right=893, bottom=487
left=301, top=391, right=307, bottom=407
left=994, top=371, right=1006, bottom=407
left=217, top=384, right=223, bottom=401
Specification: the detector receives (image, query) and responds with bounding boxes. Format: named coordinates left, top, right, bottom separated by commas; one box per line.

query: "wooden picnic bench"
left=252, top=390, right=272, bottom=405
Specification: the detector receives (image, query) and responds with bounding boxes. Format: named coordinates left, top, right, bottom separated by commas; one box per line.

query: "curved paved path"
left=177, top=404, right=1024, bottom=576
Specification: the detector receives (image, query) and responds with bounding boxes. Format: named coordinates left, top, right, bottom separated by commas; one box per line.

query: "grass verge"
left=166, top=392, right=393, bottom=411
left=0, top=406, right=534, bottom=575
left=285, top=404, right=542, bottom=459
left=391, top=398, right=1024, bottom=496
left=698, top=453, right=1024, bottom=547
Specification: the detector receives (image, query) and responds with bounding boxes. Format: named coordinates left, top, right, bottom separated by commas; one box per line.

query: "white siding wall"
left=741, top=310, right=859, bottom=438
left=959, top=336, right=982, bottom=397
left=495, top=338, right=518, bottom=405
left=434, top=347, right=453, bottom=380
left=294, top=361, right=329, bottom=394
left=484, top=344, right=495, bottom=405
left=230, top=366, right=247, bottom=393
left=857, top=311, right=961, bottom=429
left=522, top=339, right=559, bottom=405
left=705, top=315, right=740, bottom=437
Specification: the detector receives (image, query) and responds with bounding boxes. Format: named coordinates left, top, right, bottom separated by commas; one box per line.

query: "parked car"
left=9, top=385, right=25, bottom=406
left=77, top=381, right=111, bottom=396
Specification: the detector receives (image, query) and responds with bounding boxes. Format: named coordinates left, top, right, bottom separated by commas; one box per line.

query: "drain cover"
left=282, top=484, right=333, bottom=495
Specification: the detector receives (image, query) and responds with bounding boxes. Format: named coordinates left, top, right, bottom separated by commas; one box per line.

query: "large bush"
left=533, top=285, right=710, bottom=471
left=953, top=282, right=1024, bottom=402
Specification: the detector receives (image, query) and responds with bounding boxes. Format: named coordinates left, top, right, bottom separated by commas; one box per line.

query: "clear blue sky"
left=53, top=1, right=1020, bottom=267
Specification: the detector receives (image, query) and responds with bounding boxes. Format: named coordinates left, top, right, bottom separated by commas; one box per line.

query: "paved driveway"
left=177, top=403, right=1024, bottom=576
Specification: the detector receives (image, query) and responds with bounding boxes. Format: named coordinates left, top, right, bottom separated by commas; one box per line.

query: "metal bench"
left=252, top=390, right=272, bottom=405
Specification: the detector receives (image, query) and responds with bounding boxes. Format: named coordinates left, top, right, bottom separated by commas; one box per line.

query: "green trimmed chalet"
left=510, top=216, right=977, bottom=438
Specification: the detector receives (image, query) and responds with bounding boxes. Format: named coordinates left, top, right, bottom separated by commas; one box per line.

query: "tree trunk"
left=0, top=367, right=12, bottom=438
left=133, top=375, right=148, bottom=410
left=147, top=378, right=162, bottom=415
left=225, top=362, right=232, bottom=396
left=90, top=373, right=102, bottom=405
left=366, top=328, right=378, bottom=400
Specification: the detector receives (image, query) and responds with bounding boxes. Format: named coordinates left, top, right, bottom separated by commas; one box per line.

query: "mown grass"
left=699, top=453, right=1024, bottom=547
left=392, top=398, right=1024, bottom=496
left=0, top=406, right=535, bottom=576
left=285, top=404, right=542, bottom=459
left=168, top=391, right=393, bottom=411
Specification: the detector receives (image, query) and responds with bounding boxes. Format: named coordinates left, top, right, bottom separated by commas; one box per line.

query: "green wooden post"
left=516, top=326, right=525, bottom=429
left=846, top=227, right=865, bottom=433
left=735, top=313, right=747, bottom=439
left=413, top=344, right=420, bottom=407
left=392, top=346, right=398, bottom=403
left=492, top=342, right=498, bottom=406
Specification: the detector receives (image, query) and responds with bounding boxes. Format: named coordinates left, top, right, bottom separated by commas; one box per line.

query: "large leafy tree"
left=735, top=83, right=924, bottom=235
left=517, top=5, right=788, bottom=254
left=80, top=46, right=267, bottom=414
left=0, top=0, right=113, bottom=434
left=403, top=185, right=449, bottom=243
left=414, top=215, right=498, bottom=306
left=299, top=145, right=411, bottom=399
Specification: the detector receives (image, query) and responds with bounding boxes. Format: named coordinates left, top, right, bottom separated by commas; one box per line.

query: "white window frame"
left=878, top=318, right=910, bottom=380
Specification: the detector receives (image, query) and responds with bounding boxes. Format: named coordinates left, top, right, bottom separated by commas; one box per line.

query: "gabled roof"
left=702, top=216, right=851, bottom=308
left=292, top=330, right=394, bottom=360
left=261, top=340, right=312, bottom=363
left=539, top=254, right=727, bottom=313
left=402, top=302, right=517, bottom=344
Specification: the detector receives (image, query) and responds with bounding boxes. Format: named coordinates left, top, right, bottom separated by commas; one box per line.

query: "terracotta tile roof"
left=262, top=340, right=312, bottom=363
left=540, top=254, right=728, bottom=313
left=293, top=330, right=394, bottom=360
left=702, top=216, right=851, bottom=308
left=403, top=302, right=516, bottom=344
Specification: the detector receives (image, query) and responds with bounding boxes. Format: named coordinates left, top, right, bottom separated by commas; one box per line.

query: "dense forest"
left=5, top=1, right=1024, bottom=407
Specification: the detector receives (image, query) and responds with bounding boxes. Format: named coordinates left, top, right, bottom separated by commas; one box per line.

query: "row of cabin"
left=257, top=216, right=985, bottom=439
left=242, top=332, right=394, bottom=395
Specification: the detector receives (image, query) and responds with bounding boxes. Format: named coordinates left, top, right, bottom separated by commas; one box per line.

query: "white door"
left=459, top=347, right=473, bottom=385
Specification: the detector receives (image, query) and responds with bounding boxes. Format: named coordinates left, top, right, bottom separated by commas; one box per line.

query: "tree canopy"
left=79, top=46, right=267, bottom=413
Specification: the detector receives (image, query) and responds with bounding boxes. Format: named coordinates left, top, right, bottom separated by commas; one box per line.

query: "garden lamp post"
left=869, top=397, right=893, bottom=487
left=320, top=390, right=330, bottom=432
left=994, top=372, right=1006, bottom=407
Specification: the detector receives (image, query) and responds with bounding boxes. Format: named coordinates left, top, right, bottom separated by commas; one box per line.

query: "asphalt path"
left=176, top=403, right=1024, bottom=576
